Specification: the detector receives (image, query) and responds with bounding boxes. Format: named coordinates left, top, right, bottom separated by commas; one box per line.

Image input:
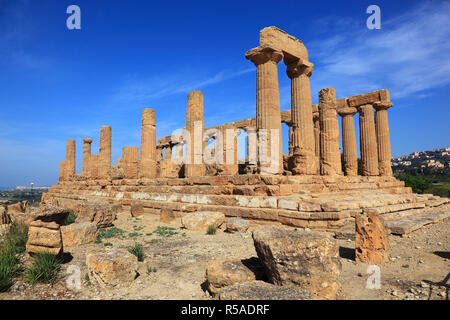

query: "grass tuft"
left=206, top=225, right=217, bottom=235
left=0, top=246, right=20, bottom=292
left=62, top=212, right=77, bottom=226
left=24, top=253, right=62, bottom=284
left=128, top=243, right=145, bottom=262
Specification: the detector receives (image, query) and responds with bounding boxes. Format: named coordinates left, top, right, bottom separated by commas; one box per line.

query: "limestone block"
left=76, top=201, right=119, bottom=228
left=225, top=217, right=250, bottom=233
left=205, top=258, right=266, bottom=294
left=26, top=220, right=63, bottom=256
left=130, top=203, right=144, bottom=217
left=355, top=211, right=389, bottom=264
left=86, top=249, right=138, bottom=288
left=181, top=211, right=225, bottom=231
left=259, top=26, right=308, bottom=60
left=61, top=222, right=98, bottom=246
left=252, top=226, right=341, bottom=299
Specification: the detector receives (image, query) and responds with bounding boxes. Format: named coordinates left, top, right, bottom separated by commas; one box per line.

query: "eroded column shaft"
left=98, top=126, right=111, bottom=179
left=359, top=104, right=379, bottom=176
left=375, top=104, right=393, bottom=176
left=340, top=111, right=358, bottom=176
left=123, top=146, right=139, bottom=179
left=185, top=90, right=205, bottom=177
left=82, top=138, right=93, bottom=176
left=65, top=139, right=76, bottom=179
left=139, top=108, right=157, bottom=179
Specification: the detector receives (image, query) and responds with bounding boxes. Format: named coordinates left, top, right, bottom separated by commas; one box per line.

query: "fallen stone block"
left=28, top=206, right=71, bottom=225
left=86, top=249, right=138, bottom=288
left=181, top=211, right=225, bottom=231
left=218, top=281, right=314, bottom=300
left=225, top=218, right=250, bottom=233
left=355, top=211, right=389, bottom=264
left=61, top=222, right=98, bottom=246
left=76, top=201, right=119, bottom=228
left=252, top=225, right=341, bottom=300
left=26, top=220, right=63, bottom=256
left=130, top=203, right=144, bottom=217
left=205, top=258, right=265, bottom=294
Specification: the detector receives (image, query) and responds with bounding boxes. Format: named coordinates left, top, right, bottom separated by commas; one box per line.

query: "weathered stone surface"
left=26, top=220, right=63, bottom=256
left=259, top=26, right=308, bottom=60
left=130, top=203, right=144, bottom=217
left=160, top=208, right=181, bottom=224
left=218, top=280, right=314, bottom=300
left=108, top=166, right=124, bottom=180
left=86, top=249, right=138, bottom=288
left=359, top=104, right=379, bottom=176
left=355, top=211, right=389, bottom=264
left=205, top=258, right=266, bottom=294
left=226, top=217, right=250, bottom=233
left=252, top=225, right=341, bottom=299
left=76, top=201, right=119, bottom=228
left=0, top=206, right=10, bottom=224
left=61, top=222, right=98, bottom=246
left=28, top=206, right=71, bottom=225
left=181, top=211, right=225, bottom=231
left=7, top=202, right=22, bottom=213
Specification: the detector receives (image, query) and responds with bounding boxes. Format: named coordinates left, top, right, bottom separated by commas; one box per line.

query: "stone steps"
left=387, top=210, right=450, bottom=235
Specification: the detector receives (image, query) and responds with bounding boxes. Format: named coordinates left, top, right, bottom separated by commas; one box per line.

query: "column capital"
left=338, top=107, right=358, bottom=117
left=285, top=58, right=313, bottom=78
left=373, top=101, right=393, bottom=111
left=245, top=45, right=283, bottom=66
left=83, top=138, right=93, bottom=144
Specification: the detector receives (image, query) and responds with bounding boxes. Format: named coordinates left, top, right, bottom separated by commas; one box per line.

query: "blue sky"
left=0, top=0, right=449, bottom=187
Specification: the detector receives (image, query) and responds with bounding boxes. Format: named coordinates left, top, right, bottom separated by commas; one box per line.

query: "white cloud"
left=307, top=1, right=450, bottom=100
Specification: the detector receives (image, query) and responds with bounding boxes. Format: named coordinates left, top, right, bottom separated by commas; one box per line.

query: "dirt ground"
left=1, top=212, right=448, bottom=300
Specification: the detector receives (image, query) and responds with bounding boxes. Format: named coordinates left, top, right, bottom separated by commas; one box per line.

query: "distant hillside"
left=392, top=147, right=450, bottom=175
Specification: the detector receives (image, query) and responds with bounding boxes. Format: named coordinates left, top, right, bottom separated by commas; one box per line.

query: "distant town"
left=391, top=147, right=450, bottom=173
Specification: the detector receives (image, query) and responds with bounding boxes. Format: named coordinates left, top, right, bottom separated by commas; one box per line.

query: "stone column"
left=312, top=104, right=320, bottom=158
left=245, top=46, right=283, bottom=175
left=288, top=125, right=294, bottom=156
left=139, top=109, right=157, bottom=179
left=98, top=126, right=111, bottom=179
left=318, top=88, right=342, bottom=176
left=89, top=155, right=99, bottom=178
left=165, top=145, right=172, bottom=159
left=374, top=102, right=393, bottom=176
left=122, top=147, right=139, bottom=179
left=358, top=104, right=379, bottom=176
left=185, top=90, right=205, bottom=177
left=286, top=58, right=318, bottom=175
left=82, top=138, right=93, bottom=176
left=59, top=161, right=66, bottom=181
left=156, top=147, right=163, bottom=162
left=338, top=107, right=358, bottom=176
left=65, top=139, right=76, bottom=179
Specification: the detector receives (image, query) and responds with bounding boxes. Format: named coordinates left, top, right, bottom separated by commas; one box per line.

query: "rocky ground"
left=0, top=212, right=448, bottom=300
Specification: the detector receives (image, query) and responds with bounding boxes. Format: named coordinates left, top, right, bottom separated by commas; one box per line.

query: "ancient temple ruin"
left=42, top=27, right=449, bottom=234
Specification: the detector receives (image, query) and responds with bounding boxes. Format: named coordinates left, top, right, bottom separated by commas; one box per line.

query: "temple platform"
left=41, top=174, right=449, bottom=233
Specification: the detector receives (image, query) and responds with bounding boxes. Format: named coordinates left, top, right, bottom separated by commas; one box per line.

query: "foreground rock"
left=29, top=206, right=71, bottom=225
left=181, top=211, right=225, bottom=232
left=205, top=258, right=265, bottom=294
left=160, top=208, right=178, bottom=223
left=61, top=222, right=98, bottom=246
left=86, top=249, right=138, bottom=288
left=76, top=201, right=119, bottom=228
left=7, top=202, right=23, bottom=213
left=252, top=226, right=341, bottom=300
left=26, top=220, right=63, bottom=256
left=225, top=218, right=250, bottom=233
left=0, top=206, right=10, bottom=224
left=130, top=203, right=144, bottom=217
left=355, top=211, right=389, bottom=264
left=218, top=281, right=314, bottom=300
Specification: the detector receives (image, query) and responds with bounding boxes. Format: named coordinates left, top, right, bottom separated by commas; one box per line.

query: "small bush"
left=0, top=246, right=20, bottom=292
left=104, top=242, right=113, bottom=247
left=96, top=227, right=125, bottom=243
left=62, top=212, right=77, bottom=226
left=206, top=226, right=217, bottom=235
left=128, top=243, right=145, bottom=262
left=24, top=253, right=62, bottom=284
left=153, top=226, right=178, bottom=237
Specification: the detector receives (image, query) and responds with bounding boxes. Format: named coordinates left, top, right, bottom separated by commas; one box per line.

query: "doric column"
left=59, top=161, right=66, bottom=181
left=286, top=58, right=318, bottom=175
left=185, top=90, right=205, bottom=177
left=139, top=108, right=157, bottom=178
left=374, top=102, right=393, bottom=176
left=89, top=154, right=98, bottom=178
left=312, top=104, right=320, bottom=158
left=245, top=45, right=283, bottom=175
left=122, top=147, right=139, bottom=179
left=318, top=88, right=342, bottom=176
left=156, top=147, right=163, bottom=162
left=288, top=125, right=294, bottom=156
left=358, top=104, right=379, bottom=176
left=82, top=138, right=93, bottom=176
left=165, top=145, right=172, bottom=159
left=338, top=107, right=358, bottom=176
left=65, top=139, right=76, bottom=179
left=98, top=126, right=111, bottom=179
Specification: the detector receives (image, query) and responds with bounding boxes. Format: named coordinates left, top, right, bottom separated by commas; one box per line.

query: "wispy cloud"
left=307, top=1, right=450, bottom=100
left=112, top=68, right=253, bottom=103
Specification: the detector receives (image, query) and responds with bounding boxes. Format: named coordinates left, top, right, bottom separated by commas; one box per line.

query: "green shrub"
left=398, top=174, right=432, bottom=194
left=24, top=253, right=62, bottom=284
left=63, top=212, right=77, bottom=226
left=153, top=226, right=177, bottom=237
left=96, top=227, right=125, bottom=243
left=4, top=222, right=28, bottom=254
left=206, top=226, right=217, bottom=235
left=128, top=243, right=145, bottom=262
left=0, top=246, right=20, bottom=292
